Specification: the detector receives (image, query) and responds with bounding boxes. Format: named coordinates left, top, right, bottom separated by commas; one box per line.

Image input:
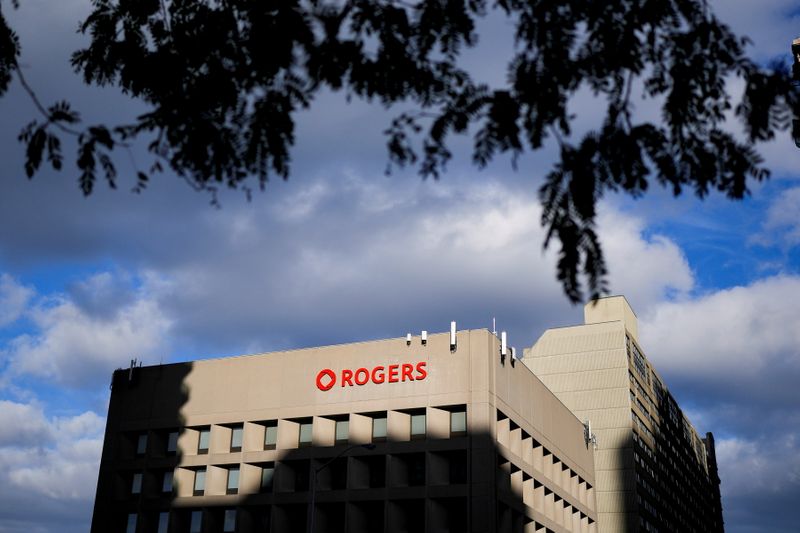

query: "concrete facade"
left=92, top=329, right=597, bottom=533
left=522, top=297, right=724, bottom=533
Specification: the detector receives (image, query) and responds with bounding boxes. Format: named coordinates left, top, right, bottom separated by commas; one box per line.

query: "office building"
left=92, top=328, right=598, bottom=533
left=522, top=297, right=724, bottom=533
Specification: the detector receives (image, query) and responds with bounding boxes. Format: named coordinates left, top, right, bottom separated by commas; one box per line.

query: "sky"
left=0, top=1, right=799, bottom=532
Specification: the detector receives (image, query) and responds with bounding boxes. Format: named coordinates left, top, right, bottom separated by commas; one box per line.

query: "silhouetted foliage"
left=1, top=0, right=798, bottom=302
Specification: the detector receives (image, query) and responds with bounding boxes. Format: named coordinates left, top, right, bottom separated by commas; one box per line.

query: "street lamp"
left=307, top=443, right=376, bottom=533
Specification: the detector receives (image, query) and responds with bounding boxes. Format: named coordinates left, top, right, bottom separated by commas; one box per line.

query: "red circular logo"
left=315, top=368, right=336, bottom=391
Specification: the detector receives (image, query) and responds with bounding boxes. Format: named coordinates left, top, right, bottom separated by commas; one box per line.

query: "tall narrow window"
left=166, top=431, right=178, bottom=455
left=411, top=413, right=426, bottom=439
left=162, top=471, right=174, bottom=493
left=136, top=434, right=148, bottom=456
left=335, top=420, right=349, bottom=445
left=450, top=409, right=467, bottom=437
left=223, top=509, right=237, bottom=532
left=372, top=416, right=387, bottom=443
left=264, top=422, right=278, bottom=450
left=131, top=472, right=143, bottom=495
left=193, top=468, right=206, bottom=496
left=198, top=428, right=210, bottom=454
left=126, top=513, right=138, bottom=533
left=227, top=467, right=240, bottom=494
left=157, top=512, right=169, bottom=533
left=190, top=511, right=203, bottom=533
left=298, top=422, right=313, bottom=447
left=230, top=426, right=243, bottom=452
left=261, top=464, right=275, bottom=492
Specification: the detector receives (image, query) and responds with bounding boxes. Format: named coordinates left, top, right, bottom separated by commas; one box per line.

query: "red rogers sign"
left=316, top=362, right=427, bottom=391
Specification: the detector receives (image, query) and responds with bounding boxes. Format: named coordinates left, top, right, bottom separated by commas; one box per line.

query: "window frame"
left=450, top=409, right=467, bottom=437
left=166, top=431, right=178, bottom=455
left=334, top=419, right=349, bottom=445
left=162, top=470, right=174, bottom=493
left=197, top=428, right=210, bottom=455
left=223, top=508, right=237, bottom=533
left=136, top=433, right=148, bottom=456
left=410, top=413, right=426, bottom=440
left=263, top=422, right=278, bottom=450
left=372, top=416, right=387, bottom=443
left=131, top=472, right=143, bottom=495
left=298, top=421, right=313, bottom=448
left=193, top=468, right=206, bottom=496
left=230, top=425, right=243, bottom=452
left=260, top=463, right=275, bottom=492
left=226, top=466, right=240, bottom=495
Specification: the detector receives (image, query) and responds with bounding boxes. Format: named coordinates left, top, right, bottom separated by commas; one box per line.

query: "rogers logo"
left=315, top=362, right=427, bottom=391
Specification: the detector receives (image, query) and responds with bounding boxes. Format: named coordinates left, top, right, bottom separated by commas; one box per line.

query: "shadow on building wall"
left=619, top=393, right=725, bottom=533
left=91, top=362, right=595, bottom=533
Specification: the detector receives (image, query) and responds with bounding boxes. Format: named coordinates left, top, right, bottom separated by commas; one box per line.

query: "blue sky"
left=0, top=1, right=799, bottom=532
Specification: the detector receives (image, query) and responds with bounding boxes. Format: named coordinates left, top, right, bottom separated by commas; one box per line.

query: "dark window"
left=264, top=422, right=278, bottom=450
left=136, top=434, right=148, bottom=456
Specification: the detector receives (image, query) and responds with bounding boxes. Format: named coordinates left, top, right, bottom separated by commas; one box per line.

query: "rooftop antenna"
left=492, top=317, right=497, bottom=336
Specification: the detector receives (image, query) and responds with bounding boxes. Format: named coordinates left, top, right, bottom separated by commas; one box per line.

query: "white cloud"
left=640, top=275, right=800, bottom=379
left=755, top=187, right=800, bottom=248
left=3, top=276, right=172, bottom=388
left=0, top=401, right=104, bottom=503
left=0, top=274, right=33, bottom=328
left=716, top=433, right=800, bottom=499
left=0, top=400, right=51, bottom=447
left=599, top=207, right=695, bottom=309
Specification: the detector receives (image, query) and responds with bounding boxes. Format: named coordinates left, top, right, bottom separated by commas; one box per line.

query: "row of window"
left=127, top=408, right=467, bottom=459
left=127, top=509, right=232, bottom=533
left=127, top=449, right=471, bottom=500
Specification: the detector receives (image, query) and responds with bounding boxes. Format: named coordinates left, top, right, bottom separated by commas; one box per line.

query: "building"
left=522, top=297, right=724, bottom=533
left=92, top=328, right=598, bottom=533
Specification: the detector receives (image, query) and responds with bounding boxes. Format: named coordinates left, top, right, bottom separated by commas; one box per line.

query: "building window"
left=126, top=513, right=138, bottom=533
left=198, top=428, right=210, bottom=454
left=157, top=512, right=169, bottom=533
left=450, top=409, right=467, bottom=436
left=227, top=467, right=240, bottom=494
left=411, top=413, right=426, bottom=440
left=136, top=433, right=148, bottom=456
left=166, top=431, right=178, bottom=455
left=264, top=422, right=278, bottom=450
left=261, top=463, right=275, bottom=492
left=162, top=471, right=174, bottom=493
left=131, top=472, right=143, bottom=495
left=193, top=468, right=206, bottom=496
left=223, top=509, right=237, bottom=532
left=298, top=422, right=313, bottom=447
left=230, top=426, right=243, bottom=452
left=335, top=420, right=349, bottom=445
left=190, top=511, right=203, bottom=533
left=372, top=416, right=387, bottom=443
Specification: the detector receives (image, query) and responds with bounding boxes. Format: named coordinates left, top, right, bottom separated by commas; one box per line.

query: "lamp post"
left=307, top=443, right=376, bottom=533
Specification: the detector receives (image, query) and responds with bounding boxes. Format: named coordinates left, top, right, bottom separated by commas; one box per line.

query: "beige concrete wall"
left=96, top=328, right=597, bottom=532
left=523, top=321, right=633, bottom=533
left=584, top=296, right=639, bottom=343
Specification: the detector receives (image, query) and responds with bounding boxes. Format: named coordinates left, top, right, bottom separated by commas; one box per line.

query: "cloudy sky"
left=1, top=1, right=799, bottom=532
